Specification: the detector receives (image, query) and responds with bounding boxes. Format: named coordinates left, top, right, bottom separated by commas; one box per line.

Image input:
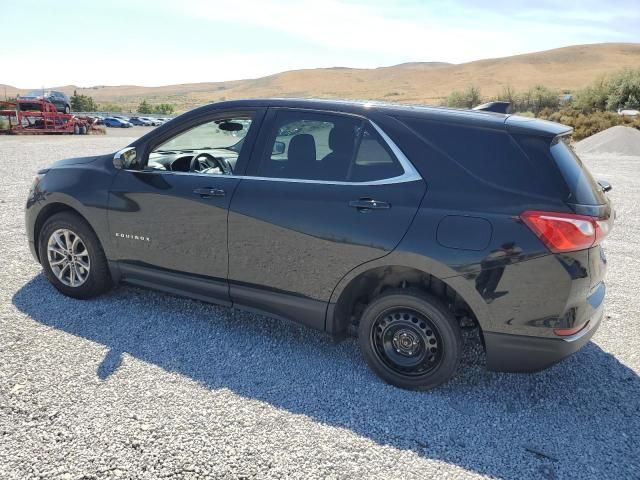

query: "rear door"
left=227, top=109, right=426, bottom=329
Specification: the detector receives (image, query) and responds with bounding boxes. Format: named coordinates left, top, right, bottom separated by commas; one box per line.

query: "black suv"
left=25, top=99, right=613, bottom=390
left=21, top=90, right=72, bottom=114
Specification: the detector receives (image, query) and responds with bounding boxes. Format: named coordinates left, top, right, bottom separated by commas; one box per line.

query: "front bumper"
left=28, top=240, right=39, bottom=263
left=484, top=282, right=605, bottom=372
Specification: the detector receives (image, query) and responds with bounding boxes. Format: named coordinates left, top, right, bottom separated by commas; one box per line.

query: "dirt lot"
left=0, top=133, right=638, bottom=479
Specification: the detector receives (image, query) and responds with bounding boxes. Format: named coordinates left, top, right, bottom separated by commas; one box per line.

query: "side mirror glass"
left=272, top=141, right=286, bottom=155
left=113, top=147, right=137, bottom=169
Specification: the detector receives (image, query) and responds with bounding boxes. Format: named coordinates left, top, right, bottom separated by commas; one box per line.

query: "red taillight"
left=520, top=210, right=611, bottom=253
left=554, top=321, right=589, bottom=337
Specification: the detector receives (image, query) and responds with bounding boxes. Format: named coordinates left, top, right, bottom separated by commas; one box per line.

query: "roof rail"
left=472, top=101, right=511, bottom=114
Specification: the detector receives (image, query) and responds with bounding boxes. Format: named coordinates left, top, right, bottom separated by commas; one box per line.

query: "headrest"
left=328, top=126, right=354, bottom=153
left=288, top=134, right=316, bottom=163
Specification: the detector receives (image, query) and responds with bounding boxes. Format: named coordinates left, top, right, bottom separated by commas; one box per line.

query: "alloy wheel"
left=47, top=228, right=91, bottom=287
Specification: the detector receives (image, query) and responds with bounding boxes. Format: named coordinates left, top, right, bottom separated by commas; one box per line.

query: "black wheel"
left=39, top=212, right=112, bottom=299
left=64, top=105, right=70, bottom=114
left=79, top=125, right=87, bottom=134
left=358, top=289, right=462, bottom=390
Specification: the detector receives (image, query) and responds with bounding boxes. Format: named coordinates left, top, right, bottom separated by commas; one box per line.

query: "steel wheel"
left=370, top=307, right=443, bottom=376
left=46, top=228, right=91, bottom=287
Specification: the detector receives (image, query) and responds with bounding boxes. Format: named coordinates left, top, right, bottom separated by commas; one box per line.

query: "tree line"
left=444, top=68, right=640, bottom=140
left=445, top=68, right=640, bottom=113
left=68, top=91, right=175, bottom=115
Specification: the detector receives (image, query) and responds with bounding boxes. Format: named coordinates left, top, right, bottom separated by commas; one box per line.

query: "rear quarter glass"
left=551, top=137, right=607, bottom=206
left=397, top=117, right=565, bottom=200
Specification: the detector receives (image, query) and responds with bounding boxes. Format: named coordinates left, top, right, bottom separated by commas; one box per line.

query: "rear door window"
left=256, top=110, right=404, bottom=182
left=351, top=125, right=403, bottom=181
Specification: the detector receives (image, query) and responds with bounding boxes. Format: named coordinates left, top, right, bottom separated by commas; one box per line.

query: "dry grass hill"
left=3, top=43, right=640, bottom=112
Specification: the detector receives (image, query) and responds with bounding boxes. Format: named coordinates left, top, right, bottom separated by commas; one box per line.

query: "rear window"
left=551, top=137, right=607, bottom=205
left=400, top=118, right=562, bottom=197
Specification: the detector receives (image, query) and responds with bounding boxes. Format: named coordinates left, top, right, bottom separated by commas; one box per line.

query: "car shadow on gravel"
left=13, top=275, right=640, bottom=479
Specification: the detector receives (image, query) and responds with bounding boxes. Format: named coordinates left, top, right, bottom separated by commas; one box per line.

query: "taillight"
left=553, top=322, right=588, bottom=337
left=520, top=210, right=611, bottom=253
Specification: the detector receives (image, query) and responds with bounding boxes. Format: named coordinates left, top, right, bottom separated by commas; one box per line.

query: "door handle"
left=349, top=198, right=391, bottom=211
left=193, top=187, right=225, bottom=197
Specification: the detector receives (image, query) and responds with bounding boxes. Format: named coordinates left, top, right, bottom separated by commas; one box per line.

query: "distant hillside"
left=3, top=43, right=640, bottom=112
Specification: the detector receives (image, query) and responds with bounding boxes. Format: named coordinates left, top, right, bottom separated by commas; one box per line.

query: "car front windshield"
left=25, top=90, right=49, bottom=97
left=155, top=119, right=251, bottom=152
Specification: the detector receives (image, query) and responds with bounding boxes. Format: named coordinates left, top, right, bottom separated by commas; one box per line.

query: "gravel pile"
left=0, top=135, right=639, bottom=479
left=575, top=125, right=640, bottom=156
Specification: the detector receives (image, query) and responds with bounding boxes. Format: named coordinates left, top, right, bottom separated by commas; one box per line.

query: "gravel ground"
left=0, top=134, right=638, bottom=480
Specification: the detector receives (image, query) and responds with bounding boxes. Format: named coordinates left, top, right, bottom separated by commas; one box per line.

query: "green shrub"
left=606, top=68, right=640, bottom=111
left=536, top=106, right=640, bottom=141
left=99, top=103, right=123, bottom=113
left=153, top=103, right=175, bottom=114
left=138, top=100, right=153, bottom=114
left=572, top=68, right=640, bottom=112
left=446, top=86, right=482, bottom=108
left=519, top=85, right=560, bottom=114
left=70, top=90, right=98, bottom=112
left=572, top=77, right=609, bottom=113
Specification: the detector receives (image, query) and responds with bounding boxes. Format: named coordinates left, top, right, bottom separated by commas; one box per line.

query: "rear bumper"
left=484, top=282, right=605, bottom=372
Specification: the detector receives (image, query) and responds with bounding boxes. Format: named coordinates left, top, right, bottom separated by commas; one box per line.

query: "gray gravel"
left=0, top=134, right=639, bottom=480
left=576, top=126, right=640, bottom=156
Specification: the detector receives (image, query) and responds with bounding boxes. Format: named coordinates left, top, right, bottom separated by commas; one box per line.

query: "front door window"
left=147, top=117, right=253, bottom=175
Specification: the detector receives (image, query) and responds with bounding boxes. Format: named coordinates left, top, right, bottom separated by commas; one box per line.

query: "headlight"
left=29, top=170, right=48, bottom=194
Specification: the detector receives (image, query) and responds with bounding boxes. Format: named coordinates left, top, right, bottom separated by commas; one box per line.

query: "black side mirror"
left=113, top=147, right=137, bottom=169
left=272, top=141, right=286, bottom=155
left=598, top=180, right=612, bottom=193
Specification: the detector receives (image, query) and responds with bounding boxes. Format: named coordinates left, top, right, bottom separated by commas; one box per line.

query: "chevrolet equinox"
left=25, top=99, right=613, bottom=390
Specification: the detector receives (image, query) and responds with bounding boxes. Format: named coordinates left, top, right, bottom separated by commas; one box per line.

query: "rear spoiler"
left=473, top=101, right=511, bottom=114
left=505, top=115, right=573, bottom=138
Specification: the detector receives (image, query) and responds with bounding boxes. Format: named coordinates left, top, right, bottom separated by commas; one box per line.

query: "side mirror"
left=113, top=147, right=137, bottom=169
left=272, top=141, right=286, bottom=155
left=598, top=180, right=612, bottom=193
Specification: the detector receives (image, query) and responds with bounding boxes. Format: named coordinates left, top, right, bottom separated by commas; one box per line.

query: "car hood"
left=49, top=155, right=104, bottom=168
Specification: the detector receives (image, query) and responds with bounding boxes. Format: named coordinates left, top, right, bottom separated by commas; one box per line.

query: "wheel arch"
left=326, top=257, right=489, bottom=338
left=33, top=202, right=95, bottom=262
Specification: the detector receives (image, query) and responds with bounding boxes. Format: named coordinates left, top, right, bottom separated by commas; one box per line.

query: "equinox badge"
left=115, top=232, right=150, bottom=242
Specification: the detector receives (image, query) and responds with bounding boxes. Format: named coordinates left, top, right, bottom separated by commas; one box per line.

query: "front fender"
left=25, top=155, right=116, bottom=260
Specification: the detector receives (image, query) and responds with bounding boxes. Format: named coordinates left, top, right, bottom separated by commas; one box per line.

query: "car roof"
left=186, top=97, right=568, bottom=137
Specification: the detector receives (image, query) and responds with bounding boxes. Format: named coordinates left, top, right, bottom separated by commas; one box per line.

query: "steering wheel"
left=189, top=152, right=232, bottom=174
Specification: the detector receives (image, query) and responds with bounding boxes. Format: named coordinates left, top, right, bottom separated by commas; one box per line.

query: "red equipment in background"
left=0, top=98, right=97, bottom=134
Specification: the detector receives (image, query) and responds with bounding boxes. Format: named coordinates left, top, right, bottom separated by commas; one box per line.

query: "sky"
left=3, top=0, right=640, bottom=87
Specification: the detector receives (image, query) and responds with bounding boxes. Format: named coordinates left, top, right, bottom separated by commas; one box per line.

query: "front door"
left=107, top=111, right=262, bottom=304
left=228, top=109, right=426, bottom=328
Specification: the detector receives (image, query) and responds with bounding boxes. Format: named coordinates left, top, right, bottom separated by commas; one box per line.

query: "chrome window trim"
left=133, top=120, right=422, bottom=186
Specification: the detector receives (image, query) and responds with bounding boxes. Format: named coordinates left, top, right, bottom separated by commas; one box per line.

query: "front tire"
left=39, top=212, right=112, bottom=299
left=358, top=289, right=462, bottom=390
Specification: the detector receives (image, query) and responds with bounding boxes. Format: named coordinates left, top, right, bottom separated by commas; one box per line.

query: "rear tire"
left=64, top=105, right=70, bottom=114
left=358, top=289, right=462, bottom=390
left=39, top=212, right=112, bottom=299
